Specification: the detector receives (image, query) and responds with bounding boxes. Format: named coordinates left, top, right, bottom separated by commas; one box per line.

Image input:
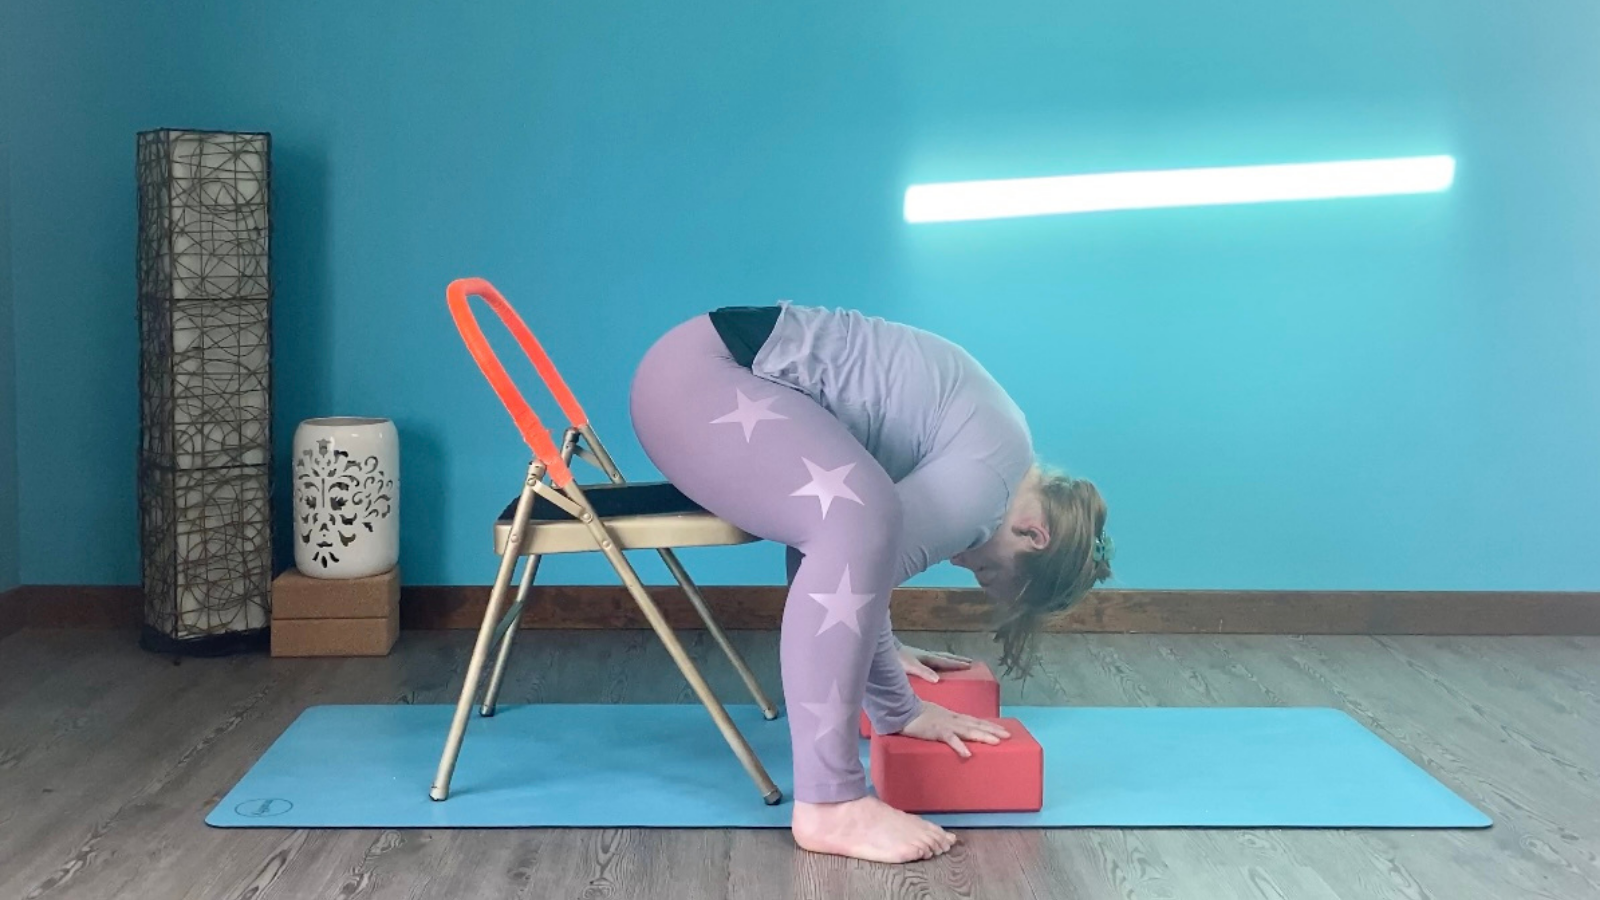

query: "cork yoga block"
left=271, top=616, right=399, bottom=658
left=270, top=566, right=400, bottom=657
left=272, top=566, right=400, bottom=619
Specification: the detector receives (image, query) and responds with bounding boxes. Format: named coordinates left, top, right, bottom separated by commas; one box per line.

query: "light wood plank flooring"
left=2, top=628, right=1597, bottom=900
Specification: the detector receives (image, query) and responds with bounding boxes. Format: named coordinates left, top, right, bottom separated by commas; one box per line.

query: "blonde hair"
left=993, top=466, right=1112, bottom=677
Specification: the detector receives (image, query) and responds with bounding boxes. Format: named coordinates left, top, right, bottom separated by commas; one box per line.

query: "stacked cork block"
left=865, top=661, right=1045, bottom=813
left=270, top=567, right=400, bottom=657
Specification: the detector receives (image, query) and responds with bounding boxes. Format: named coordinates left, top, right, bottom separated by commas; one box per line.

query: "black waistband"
left=708, top=305, right=781, bottom=368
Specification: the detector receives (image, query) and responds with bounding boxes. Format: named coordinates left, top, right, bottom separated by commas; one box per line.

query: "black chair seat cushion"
left=499, top=481, right=707, bottom=523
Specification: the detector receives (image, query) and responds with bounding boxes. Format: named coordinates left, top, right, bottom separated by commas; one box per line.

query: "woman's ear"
left=1016, top=523, right=1050, bottom=551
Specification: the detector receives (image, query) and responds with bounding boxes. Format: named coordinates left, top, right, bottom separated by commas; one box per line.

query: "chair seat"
left=493, top=481, right=758, bottom=556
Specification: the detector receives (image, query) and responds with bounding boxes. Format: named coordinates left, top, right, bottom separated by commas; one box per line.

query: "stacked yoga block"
left=269, top=567, right=400, bottom=657
left=864, top=661, right=1045, bottom=813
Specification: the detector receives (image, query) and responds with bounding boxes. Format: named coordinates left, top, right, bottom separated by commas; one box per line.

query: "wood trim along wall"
left=4, top=584, right=1600, bottom=636
left=0, top=585, right=144, bottom=639
left=0, top=587, right=18, bottom=640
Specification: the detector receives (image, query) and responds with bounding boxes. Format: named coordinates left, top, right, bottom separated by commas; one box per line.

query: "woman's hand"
left=897, top=644, right=974, bottom=683
left=898, top=702, right=1010, bottom=757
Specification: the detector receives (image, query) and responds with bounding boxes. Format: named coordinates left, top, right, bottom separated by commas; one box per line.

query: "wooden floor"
left=2, top=628, right=1598, bottom=900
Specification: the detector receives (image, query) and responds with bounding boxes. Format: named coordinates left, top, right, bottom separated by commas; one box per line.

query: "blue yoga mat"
left=207, top=704, right=1489, bottom=829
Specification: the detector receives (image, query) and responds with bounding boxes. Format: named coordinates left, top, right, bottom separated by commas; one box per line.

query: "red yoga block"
left=870, top=717, right=1044, bottom=813
left=859, top=661, right=1001, bottom=737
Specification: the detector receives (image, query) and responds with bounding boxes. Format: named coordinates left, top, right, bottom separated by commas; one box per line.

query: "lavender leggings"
left=629, top=314, right=919, bottom=803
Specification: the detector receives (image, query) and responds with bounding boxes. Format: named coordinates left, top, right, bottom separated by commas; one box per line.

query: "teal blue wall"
left=7, top=1, right=186, bottom=590
left=1, top=132, right=16, bottom=594
left=0, top=10, right=18, bottom=592
left=8, top=1, right=1600, bottom=590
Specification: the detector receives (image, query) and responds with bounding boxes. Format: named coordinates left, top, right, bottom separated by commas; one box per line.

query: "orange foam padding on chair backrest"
left=860, top=661, right=1001, bottom=738
left=869, top=717, right=1043, bottom=814
left=446, top=277, right=588, bottom=487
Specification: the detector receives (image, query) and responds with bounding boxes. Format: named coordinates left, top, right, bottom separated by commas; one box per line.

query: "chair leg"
left=580, top=516, right=783, bottom=805
left=431, top=463, right=543, bottom=802
left=481, top=427, right=570, bottom=716
left=481, top=553, right=543, bottom=717
left=429, top=545, right=518, bottom=801
left=656, top=549, right=780, bottom=721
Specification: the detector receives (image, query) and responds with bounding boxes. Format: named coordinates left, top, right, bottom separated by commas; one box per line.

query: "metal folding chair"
left=429, top=276, right=783, bottom=805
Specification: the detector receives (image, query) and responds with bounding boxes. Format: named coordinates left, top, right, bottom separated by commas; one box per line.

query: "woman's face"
left=950, top=481, right=1049, bottom=601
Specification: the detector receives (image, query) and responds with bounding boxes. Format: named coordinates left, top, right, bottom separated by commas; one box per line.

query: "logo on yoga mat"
left=235, top=798, right=294, bottom=818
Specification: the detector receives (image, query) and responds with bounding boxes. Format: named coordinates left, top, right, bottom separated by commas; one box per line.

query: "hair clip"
left=1092, top=533, right=1115, bottom=564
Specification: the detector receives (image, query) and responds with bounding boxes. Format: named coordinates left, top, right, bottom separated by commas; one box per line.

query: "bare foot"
left=791, top=796, right=957, bottom=863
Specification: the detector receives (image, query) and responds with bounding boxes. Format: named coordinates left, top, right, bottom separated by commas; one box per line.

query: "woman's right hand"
left=896, top=644, right=974, bottom=683
left=897, top=702, right=1010, bottom=757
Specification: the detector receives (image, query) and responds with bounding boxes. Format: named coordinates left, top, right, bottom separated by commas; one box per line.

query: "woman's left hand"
left=897, top=644, right=974, bottom=683
left=898, top=701, right=1010, bottom=757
